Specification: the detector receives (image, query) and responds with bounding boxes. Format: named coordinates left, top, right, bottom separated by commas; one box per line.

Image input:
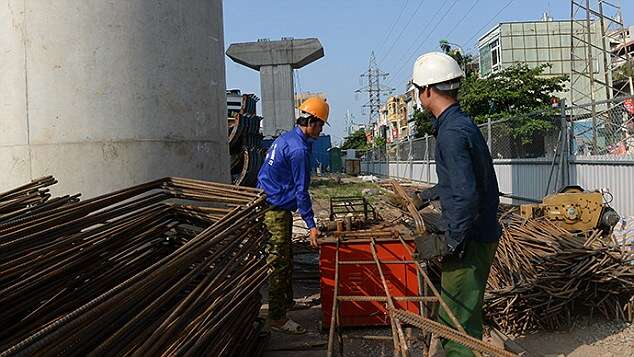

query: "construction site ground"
left=261, top=175, right=634, bottom=357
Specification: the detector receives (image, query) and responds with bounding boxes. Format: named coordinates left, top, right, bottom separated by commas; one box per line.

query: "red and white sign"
left=624, top=98, right=634, bottom=115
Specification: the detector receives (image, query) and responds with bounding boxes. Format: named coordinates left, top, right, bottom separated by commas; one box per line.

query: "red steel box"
left=319, top=238, right=421, bottom=327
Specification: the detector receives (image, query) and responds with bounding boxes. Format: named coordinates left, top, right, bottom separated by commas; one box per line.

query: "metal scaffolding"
left=570, top=0, right=632, bottom=153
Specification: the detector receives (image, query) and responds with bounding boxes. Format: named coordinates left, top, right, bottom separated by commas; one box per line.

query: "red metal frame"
left=320, top=236, right=421, bottom=327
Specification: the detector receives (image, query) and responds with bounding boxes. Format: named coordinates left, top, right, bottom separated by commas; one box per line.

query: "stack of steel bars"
left=411, top=197, right=634, bottom=336
left=0, top=177, right=270, bottom=356
left=485, top=213, right=634, bottom=335
left=0, top=176, right=81, bottom=225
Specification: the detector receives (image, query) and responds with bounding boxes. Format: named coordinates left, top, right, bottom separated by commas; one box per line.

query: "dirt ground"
left=260, top=175, right=634, bottom=357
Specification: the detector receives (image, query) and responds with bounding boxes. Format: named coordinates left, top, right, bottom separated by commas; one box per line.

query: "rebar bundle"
left=485, top=214, right=634, bottom=335
left=0, top=177, right=270, bottom=357
left=228, top=93, right=265, bottom=187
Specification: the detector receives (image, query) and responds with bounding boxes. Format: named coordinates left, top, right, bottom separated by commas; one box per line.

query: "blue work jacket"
left=257, top=127, right=316, bottom=229
left=432, top=104, right=501, bottom=243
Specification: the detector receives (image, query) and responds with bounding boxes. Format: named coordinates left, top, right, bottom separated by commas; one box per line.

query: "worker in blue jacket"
left=257, top=96, right=329, bottom=335
left=410, top=52, right=501, bottom=357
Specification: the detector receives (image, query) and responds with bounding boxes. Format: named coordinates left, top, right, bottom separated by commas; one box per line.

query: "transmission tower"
left=570, top=0, right=632, bottom=153
left=355, top=52, right=395, bottom=124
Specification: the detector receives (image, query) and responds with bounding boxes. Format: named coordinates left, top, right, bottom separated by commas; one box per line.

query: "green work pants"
left=264, top=209, right=294, bottom=321
left=438, top=239, right=499, bottom=357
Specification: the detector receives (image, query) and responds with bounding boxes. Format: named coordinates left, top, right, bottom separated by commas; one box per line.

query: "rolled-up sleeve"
left=289, top=149, right=316, bottom=229
left=441, top=130, right=478, bottom=244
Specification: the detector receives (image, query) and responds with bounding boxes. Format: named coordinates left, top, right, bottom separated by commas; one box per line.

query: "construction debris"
left=485, top=213, right=634, bottom=335
left=0, top=177, right=269, bottom=356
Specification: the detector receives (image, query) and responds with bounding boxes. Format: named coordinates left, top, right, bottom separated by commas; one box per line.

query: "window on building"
left=490, top=39, right=501, bottom=70
left=480, top=42, right=493, bottom=77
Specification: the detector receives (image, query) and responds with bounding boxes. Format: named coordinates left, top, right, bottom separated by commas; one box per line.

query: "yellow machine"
left=520, top=186, right=620, bottom=232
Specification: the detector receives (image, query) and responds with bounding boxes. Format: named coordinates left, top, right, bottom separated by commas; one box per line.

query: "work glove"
left=411, top=185, right=439, bottom=210
left=414, top=231, right=466, bottom=261
left=415, top=232, right=449, bottom=260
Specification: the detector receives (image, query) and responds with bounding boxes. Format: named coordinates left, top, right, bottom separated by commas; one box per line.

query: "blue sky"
left=223, top=0, right=634, bottom=145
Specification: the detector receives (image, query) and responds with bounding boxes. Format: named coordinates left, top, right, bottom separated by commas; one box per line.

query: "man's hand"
left=309, top=227, right=320, bottom=248
left=414, top=232, right=450, bottom=260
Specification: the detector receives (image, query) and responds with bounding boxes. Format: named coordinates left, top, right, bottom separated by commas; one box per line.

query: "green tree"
left=413, top=107, right=434, bottom=138
left=410, top=62, right=566, bottom=153
left=341, top=129, right=368, bottom=150
left=373, top=136, right=386, bottom=148
left=614, top=60, right=634, bottom=82
left=458, top=63, right=567, bottom=143
left=439, top=40, right=477, bottom=77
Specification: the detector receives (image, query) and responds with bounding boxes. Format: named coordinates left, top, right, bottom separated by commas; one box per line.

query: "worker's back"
left=257, top=127, right=312, bottom=213
left=434, top=104, right=501, bottom=242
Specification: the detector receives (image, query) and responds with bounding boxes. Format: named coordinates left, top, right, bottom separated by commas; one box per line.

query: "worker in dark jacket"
left=257, top=96, right=329, bottom=335
left=410, top=52, right=501, bottom=357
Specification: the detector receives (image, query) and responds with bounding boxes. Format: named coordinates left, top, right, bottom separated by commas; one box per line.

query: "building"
left=375, top=95, right=409, bottom=144
left=403, top=87, right=418, bottom=138
left=609, top=25, right=634, bottom=94
left=609, top=25, right=634, bottom=65
left=386, top=96, right=409, bottom=140
left=478, top=18, right=610, bottom=104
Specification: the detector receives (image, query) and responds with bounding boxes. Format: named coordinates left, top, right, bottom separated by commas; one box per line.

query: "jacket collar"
left=294, top=126, right=309, bottom=146
left=431, top=103, right=460, bottom=136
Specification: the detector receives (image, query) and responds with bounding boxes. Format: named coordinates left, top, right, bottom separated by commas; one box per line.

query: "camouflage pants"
left=264, top=208, right=294, bottom=320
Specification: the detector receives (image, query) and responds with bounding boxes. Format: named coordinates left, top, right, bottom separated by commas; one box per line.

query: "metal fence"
left=369, top=96, right=634, bottom=162
left=362, top=96, right=634, bottom=217
left=567, top=97, right=634, bottom=156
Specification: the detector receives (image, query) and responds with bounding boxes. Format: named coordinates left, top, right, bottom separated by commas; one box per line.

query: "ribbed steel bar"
left=0, top=177, right=269, bottom=357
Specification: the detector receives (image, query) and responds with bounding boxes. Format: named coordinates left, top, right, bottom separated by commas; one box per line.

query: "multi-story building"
left=403, top=88, right=418, bottom=138
left=609, top=25, right=634, bottom=94
left=478, top=18, right=610, bottom=104
left=374, top=95, right=409, bottom=144
left=386, top=96, right=409, bottom=140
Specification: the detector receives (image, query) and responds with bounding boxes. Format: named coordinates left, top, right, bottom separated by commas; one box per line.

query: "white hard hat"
left=411, top=52, right=464, bottom=91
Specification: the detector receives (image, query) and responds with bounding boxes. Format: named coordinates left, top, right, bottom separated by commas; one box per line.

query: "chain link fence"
left=368, top=96, right=634, bottom=164
left=568, top=97, right=634, bottom=156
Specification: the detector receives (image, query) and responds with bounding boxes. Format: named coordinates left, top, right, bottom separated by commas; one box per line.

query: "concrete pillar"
left=0, top=0, right=229, bottom=197
left=226, top=38, right=324, bottom=137
left=261, top=64, right=295, bottom=137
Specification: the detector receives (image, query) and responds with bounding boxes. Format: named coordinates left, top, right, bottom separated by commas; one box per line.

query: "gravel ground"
left=513, top=318, right=634, bottom=356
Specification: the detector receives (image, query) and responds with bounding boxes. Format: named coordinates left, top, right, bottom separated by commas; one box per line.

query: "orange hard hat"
left=298, top=96, right=330, bottom=123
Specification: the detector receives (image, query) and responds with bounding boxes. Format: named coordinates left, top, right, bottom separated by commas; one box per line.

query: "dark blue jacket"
left=433, top=104, right=501, bottom=243
left=257, top=127, right=316, bottom=229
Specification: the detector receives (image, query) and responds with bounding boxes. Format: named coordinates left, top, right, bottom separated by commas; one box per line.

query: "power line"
left=444, top=0, right=481, bottom=39
left=375, top=0, right=410, bottom=57
left=461, top=0, right=514, bottom=48
left=378, top=0, right=427, bottom=66
left=385, top=0, right=459, bottom=88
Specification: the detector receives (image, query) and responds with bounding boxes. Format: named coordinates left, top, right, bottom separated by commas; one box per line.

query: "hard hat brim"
left=434, top=81, right=461, bottom=91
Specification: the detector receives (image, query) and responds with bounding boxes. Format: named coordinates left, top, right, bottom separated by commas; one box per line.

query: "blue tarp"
left=311, top=135, right=332, bottom=172
left=261, top=134, right=332, bottom=172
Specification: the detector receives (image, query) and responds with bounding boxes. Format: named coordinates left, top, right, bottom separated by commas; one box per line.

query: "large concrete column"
left=0, top=0, right=230, bottom=197
left=226, top=38, right=324, bottom=137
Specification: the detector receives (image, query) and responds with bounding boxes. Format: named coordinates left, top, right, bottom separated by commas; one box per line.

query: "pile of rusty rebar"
left=485, top=213, right=634, bottom=335
left=0, top=177, right=270, bottom=356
